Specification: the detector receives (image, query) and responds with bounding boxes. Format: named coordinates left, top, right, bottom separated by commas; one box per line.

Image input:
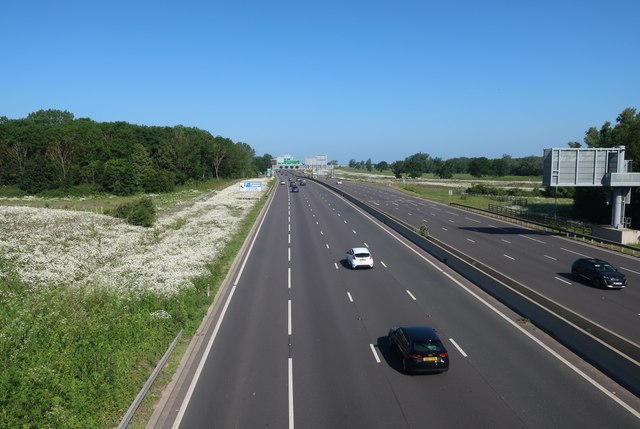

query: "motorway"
left=152, top=174, right=640, bottom=428
left=330, top=179, right=640, bottom=345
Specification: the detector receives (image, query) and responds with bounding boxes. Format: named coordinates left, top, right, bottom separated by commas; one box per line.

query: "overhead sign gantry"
left=543, top=146, right=640, bottom=243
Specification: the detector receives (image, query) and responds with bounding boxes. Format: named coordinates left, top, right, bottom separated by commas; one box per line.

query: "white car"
left=336, top=180, right=343, bottom=185
left=346, top=247, right=373, bottom=269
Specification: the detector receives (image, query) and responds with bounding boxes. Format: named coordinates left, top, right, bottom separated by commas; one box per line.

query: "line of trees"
left=0, top=109, right=272, bottom=195
left=348, top=154, right=543, bottom=179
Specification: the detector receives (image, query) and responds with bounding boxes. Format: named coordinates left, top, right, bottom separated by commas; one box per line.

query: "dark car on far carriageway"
left=571, top=258, right=626, bottom=289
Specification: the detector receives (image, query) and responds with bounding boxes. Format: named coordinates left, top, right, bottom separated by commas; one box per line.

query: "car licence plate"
left=423, top=356, right=438, bottom=362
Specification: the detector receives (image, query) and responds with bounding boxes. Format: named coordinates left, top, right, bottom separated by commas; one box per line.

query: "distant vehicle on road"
left=291, top=186, right=299, bottom=193
left=388, top=326, right=449, bottom=374
left=346, top=247, right=373, bottom=269
left=571, top=258, right=626, bottom=289
left=336, top=180, right=343, bottom=184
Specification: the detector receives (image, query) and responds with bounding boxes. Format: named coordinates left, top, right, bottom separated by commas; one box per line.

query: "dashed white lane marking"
left=288, top=300, right=292, bottom=335
left=326, top=244, right=330, bottom=249
left=288, top=267, right=291, bottom=289
left=503, top=254, right=515, bottom=261
left=519, top=234, right=547, bottom=244
left=449, top=338, right=468, bottom=357
left=467, top=238, right=476, bottom=243
left=334, top=263, right=339, bottom=269
left=369, top=344, right=381, bottom=363
left=442, top=227, right=448, bottom=231
left=347, top=292, right=354, bottom=302
left=621, top=266, right=640, bottom=275
left=353, top=230, right=357, bottom=234
left=501, top=239, right=511, bottom=244
left=465, top=217, right=481, bottom=223
left=380, top=261, right=387, bottom=268
left=288, top=248, right=291, bottom=262
left=561, top=247, right=591, bottom=258
left=406, top=290, right=417, bottom=301
left=544, top=255, right=557, bottom=261
left=555, top=276, right=572, bottom=285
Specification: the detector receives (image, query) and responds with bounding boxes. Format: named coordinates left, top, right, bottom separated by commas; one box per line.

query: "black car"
left=291, top=186, right=299, bottom=193
left=388, top=326, right=449, bottom=374
left=571, top=258, right=626, bottom=289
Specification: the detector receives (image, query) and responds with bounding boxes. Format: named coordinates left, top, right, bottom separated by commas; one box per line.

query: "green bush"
left=113, top=198, right=156, bottom=227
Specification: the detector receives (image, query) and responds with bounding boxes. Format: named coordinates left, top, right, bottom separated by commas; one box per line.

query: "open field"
left=0, top=178, right=271, bottom=428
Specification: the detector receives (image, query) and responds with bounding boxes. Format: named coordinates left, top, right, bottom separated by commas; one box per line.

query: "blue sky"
left=2, top=0, right=638, bottom=164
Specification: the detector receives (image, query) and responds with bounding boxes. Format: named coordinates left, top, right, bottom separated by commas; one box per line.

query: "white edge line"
left=173, top=190, right=271, bottom=428
left=439, top=269, right=640, bottom=419
left=173, top=285, right=236, bottom=429
left=449, top=338, right=468, bottom=357
left=355, top=204, right=640, bottom=419
left=288, top=358, right=294, bottom=429
left=370, top=344, right=381, bottom=363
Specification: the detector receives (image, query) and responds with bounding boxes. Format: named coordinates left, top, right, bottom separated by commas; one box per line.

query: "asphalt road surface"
left=152, top=175, right=640, bottom=428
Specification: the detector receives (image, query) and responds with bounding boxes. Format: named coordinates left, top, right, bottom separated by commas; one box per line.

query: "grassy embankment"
left=334, top=168, right=574, bottom=216
left=0, top=179, right=270, bottom=429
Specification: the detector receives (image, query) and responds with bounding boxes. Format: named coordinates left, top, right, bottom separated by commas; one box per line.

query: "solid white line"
left=171, top=285, right=237, bottom=429
left=449, top=338, right=468, bottom=357
left=519, top=234, right=547, bottom=244
left=406, top=290, right=417, bottom=301
left=173, top=184, right=275, bottom=428
left=437, top=269, right=640, bottom=419
left=288, top=358, right=294, bottom=429
left=288, top=267, right=291, bottom=289
left=555, top=276, right=572, bottom=285
left=347, top=292, right=354, bottom=302
left=288, top=300, right=292, bottom=335
left=503, top=254, right=515, bottom=260
left=330, top=187, right=640, bottom=419
left=380, top=261, right=387, bottom=268
left=544, top=255, right=558, bottom=261
left=369, top=344, right=381, bottom=363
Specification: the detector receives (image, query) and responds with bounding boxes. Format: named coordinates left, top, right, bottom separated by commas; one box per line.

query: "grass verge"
left=0, top=181, right=270, bottom=429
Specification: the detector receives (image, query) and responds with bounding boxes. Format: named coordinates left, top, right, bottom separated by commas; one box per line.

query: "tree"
left=391, top=160, right=405, bottom=178
left=468, top=157, right=492, bottom=177
left=26, top=109, right=74, bottom=125
left=436, top=161, right=454, bottom=179
left=348, top=159, right=357, bottom=168
left=375, top=161, right=389, bottom=172
left=365, top=158, right=372, bottom=172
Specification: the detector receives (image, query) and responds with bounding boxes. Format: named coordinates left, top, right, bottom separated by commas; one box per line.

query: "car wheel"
left=593, top=278, right=603, bottom=288
left=401, top=358, right=410, bottom=374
